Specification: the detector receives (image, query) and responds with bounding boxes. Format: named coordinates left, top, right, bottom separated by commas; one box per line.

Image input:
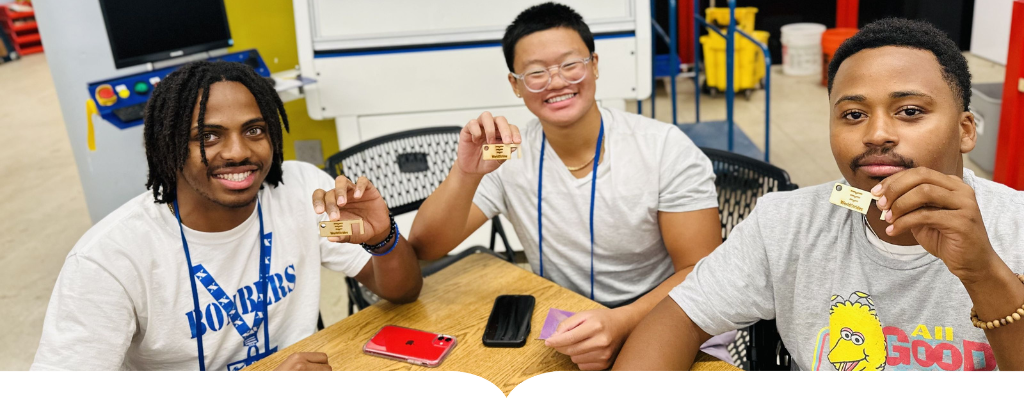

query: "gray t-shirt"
left=670, top=169, right=1024, bottom=371
left=474, top=107, right=718, bottom=307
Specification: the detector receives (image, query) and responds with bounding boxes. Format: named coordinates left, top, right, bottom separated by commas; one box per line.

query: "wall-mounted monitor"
left=99, top=0, right=232, bottom=69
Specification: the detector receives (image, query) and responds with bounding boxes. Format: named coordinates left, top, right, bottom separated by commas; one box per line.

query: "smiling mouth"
left=832, top=359, right=864, bottom=371
left=545, top=93, right=576, bottom=104
left=215, top=171, right=253, bottom=182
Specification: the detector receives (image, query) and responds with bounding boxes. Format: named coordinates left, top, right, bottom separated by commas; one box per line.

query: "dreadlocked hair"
left=143, top=60, right=289, bottom=204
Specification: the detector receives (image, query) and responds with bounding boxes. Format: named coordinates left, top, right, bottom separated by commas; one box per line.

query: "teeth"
left=546, top=93, right=575, bottom=103
left=216, top=171, right=252, bottom=182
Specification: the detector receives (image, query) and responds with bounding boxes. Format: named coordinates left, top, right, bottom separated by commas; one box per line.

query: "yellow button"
left=116, top=84, right=130, bottom=99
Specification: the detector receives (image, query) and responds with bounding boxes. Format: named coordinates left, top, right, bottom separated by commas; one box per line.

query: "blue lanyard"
left=538, top=118, right=604, bottom=300
left=174, top=198, right=270, bottom=371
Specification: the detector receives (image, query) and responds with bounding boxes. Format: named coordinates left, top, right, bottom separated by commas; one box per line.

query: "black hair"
left=827, top=18, right=972, bottom=111
left=143, top=60, right=289, bottom=204
left=501, top=2, right=595, bottom=72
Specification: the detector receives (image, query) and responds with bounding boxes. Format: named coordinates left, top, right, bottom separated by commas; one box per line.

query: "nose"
left=218, top=132, right=253, bottom=162
left=547, top=67, right=569, bottom=90
left=862, top=113, right=899, bottom=148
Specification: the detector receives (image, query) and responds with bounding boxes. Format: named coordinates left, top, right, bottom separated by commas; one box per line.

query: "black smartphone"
left=482, top=295, right=535, bottom=348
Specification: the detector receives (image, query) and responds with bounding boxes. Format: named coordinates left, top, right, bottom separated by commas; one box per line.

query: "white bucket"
left=781, top=23, right=827, bottom=76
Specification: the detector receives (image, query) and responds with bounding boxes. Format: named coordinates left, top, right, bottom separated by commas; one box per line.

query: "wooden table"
left=248, top=253, right=739, bottom=392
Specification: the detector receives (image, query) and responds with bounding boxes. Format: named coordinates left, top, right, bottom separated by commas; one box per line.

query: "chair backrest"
left=324, top=127, right=461, bottom=216
left=701, top=148, right=799, bottom=241
left=701, top=148, right=798, bottom=371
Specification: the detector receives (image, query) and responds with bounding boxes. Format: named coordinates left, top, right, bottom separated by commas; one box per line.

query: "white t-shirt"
left=32, top=161, right=371, bottom=371
left=473, top=107, right=719, bottom=307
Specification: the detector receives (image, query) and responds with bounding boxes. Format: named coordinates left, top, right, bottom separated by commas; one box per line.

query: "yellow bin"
left=705, top=7, right=758, bottom=33
left=700, top=28, right=769, bottom=99
left=700, top=7, right=768, bottom=99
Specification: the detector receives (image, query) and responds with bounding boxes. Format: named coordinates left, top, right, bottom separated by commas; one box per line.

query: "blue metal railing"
left=645, top=0, right=681, bottom=124
left=691, top=0, right=772, bottom=162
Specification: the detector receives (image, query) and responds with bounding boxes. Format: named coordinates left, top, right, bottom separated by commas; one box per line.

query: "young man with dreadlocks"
left=32, top=61, right=422, bottom=371
left=615, top=18, right=1024, bottom=371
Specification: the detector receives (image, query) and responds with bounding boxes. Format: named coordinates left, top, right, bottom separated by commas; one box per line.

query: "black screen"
left=100, top=0, right=232, bottom=69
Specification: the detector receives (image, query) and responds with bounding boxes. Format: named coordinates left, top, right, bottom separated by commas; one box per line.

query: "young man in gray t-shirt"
left=614, top=18, right=1024, bottom=371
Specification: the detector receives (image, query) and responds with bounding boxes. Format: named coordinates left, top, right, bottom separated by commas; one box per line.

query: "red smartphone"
left=363, top=325, right=457, bottom=367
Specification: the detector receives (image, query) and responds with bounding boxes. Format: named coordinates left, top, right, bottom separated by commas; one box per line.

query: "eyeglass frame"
left=509, top=55, right=595, bottom=93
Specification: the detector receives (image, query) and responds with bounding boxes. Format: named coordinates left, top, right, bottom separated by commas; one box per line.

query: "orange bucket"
left=821, top=28, right=859, bottom=86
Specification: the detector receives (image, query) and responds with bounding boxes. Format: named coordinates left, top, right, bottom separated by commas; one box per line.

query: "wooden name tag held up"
left=319, top=219, right=365, bottom=237
left=482, top=144, right=521, bottom=160
left=829, top=183, right=884, bottom=219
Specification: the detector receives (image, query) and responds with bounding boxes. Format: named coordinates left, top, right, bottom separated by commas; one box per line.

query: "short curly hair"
left=827, top=18, right=972, bottom=111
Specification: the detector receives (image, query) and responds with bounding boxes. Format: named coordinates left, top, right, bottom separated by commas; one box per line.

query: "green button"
left=134, top=82, right=150, bottom=94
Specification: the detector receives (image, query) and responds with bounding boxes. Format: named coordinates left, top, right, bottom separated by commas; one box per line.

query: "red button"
left=98, top=87, right=114, bottom=98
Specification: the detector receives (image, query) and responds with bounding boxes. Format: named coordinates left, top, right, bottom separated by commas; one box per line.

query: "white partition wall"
left=293, top=0, right=651, bottom=141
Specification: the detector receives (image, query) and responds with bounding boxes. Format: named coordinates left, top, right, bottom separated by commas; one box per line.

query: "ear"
left=959, top=110, right=977, bottom=154
left=507, top=73, right=521, bottom=98
left=592, top=52, right=600, bottom=79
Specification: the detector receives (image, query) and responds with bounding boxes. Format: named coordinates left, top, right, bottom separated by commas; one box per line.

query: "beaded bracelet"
left=361, top=212, right=398, bottom=256
left=970, top=273, right=1024, bottom=330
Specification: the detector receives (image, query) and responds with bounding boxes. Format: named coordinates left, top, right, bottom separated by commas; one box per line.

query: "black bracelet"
left=361, top=212, right=396, bottom=253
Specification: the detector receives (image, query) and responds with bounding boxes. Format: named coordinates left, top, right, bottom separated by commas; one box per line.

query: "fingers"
left=494, top=116, right=512, bottom=144
left=479, top=111, right=498, bottom=144
left=323, top=186, right=340, bottom=220
left=873, top=168, right=964, bottom=205
left=334, top=175, right=355, bottom=206
left=312, top=189, right=327, bottom=214
left=462, top=112, right=519, bottom=147
left=577, top=362, right=609, bottom=371
left=299, top=352, right=330, bottom=364
left=463, top=119, right=484, bottom=145
left=353, top=176, right=369, bottom=199
left=545, top=316, right=594, bottom=348
left=559, top=334, right=612, bottom=357
left=881, top=183, right=960, bottom=223
left=887, top=207, right=954, bottom=237
left=569, top=346, right=614, bottom=365
left=347, top=176, right=381, bottom=202
left=278, top=352, right=333, bottom=371
left=556, top=313, right=588, bottom=334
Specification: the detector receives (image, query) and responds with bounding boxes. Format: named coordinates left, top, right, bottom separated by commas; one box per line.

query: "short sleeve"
left=668, top=204, right=776, bottom=335
left=658, top=128, right=718, bottom=213
left=472, top=171, right=507, bottom=219
left=31, top=255, right=137, bottom=371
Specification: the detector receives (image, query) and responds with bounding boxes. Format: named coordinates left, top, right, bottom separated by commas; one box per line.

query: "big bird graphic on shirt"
left=827, top=292, right=887, bottom=371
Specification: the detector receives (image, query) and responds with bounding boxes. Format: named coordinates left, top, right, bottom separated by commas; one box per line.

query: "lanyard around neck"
left=538, top=118, right=604, bottom=300
left=174, top=197, right=270, bottom=371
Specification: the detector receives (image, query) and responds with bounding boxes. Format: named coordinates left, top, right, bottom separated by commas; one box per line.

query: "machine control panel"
left=87, top=49, right=270, bottom=129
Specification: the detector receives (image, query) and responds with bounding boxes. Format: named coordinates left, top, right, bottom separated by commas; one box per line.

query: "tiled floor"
left=0, top=52, right=1006, bottom=370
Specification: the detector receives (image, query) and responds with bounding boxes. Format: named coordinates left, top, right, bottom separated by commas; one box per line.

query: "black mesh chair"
left=701, top=147, right=797, bottom=371
left=323, top=126, right=517, bottom=317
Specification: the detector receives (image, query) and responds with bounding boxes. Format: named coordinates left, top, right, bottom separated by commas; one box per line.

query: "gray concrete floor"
left=0, top=52, right=1005, bottom=370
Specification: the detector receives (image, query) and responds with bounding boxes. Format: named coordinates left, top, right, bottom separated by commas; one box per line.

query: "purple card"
left=537, top=308, right=575, bottom=340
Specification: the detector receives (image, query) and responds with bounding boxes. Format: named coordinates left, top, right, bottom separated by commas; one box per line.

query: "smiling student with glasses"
left=409, top=2, right=734, bottom=370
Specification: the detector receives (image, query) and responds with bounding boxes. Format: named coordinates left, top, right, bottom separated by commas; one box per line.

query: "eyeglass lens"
left=522, top=59, right=588, bottom=92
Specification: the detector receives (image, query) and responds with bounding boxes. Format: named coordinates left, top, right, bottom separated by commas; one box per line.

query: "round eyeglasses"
left=511, top=56, right=593, bottom=93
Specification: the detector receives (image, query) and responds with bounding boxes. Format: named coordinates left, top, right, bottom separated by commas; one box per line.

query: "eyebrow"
left=832, top=90, right=933, bottom=108
left=191, top=117, right=265, bottom=132
left=889, top=90, right=931, bottom=100
left=833, top=94, right=866, bottom=108
left=521, top=51, right=577, bottom=69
